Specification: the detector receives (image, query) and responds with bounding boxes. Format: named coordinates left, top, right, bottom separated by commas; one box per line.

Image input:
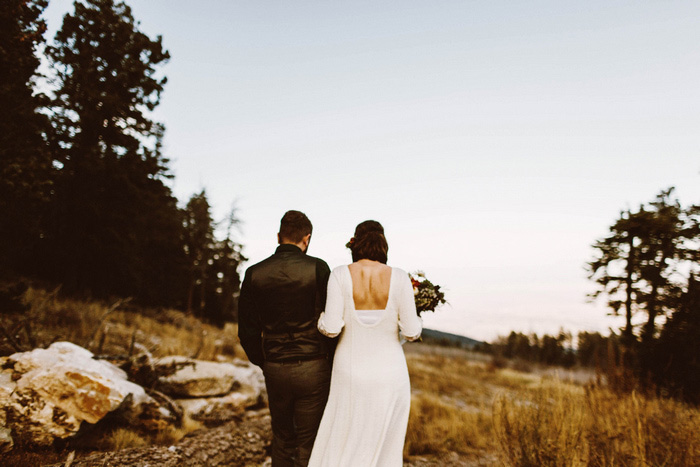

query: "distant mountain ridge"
left=421, top=328, right=484, bottom=348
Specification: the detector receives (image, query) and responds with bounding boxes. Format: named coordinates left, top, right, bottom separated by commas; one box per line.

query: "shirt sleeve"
left=318, top=268, right=345, bottom=338
left=398, top=271, right=422, bottom=341
left=237, top=269, right=265, bottom=367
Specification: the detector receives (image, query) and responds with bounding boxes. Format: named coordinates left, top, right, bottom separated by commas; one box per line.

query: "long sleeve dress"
left=308, top=265, right=422, bottom=467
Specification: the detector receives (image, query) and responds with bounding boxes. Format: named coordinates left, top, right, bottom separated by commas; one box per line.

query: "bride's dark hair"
left=348, top=220, right=388, bottom=263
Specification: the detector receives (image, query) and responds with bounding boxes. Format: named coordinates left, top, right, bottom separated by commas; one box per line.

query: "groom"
left=238, top=210, right=333, bottom=467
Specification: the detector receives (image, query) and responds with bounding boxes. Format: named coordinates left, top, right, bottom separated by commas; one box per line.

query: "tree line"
left=476, top=330, right=619, bottom=370
left=1, top=0, right=243, bottom=324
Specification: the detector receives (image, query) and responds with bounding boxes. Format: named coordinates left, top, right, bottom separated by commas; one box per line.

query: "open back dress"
left=308, top=265, right=422, bottom=467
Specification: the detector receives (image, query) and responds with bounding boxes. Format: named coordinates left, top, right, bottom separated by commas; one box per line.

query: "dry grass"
left=404, top=346, right=509, bottom=460
left=103, top=413, right=203, bottom=451
left=9, top=287, right=700, bottom=466
left=405, top=344, right=700, bottom=466
left=584, top=386, right=700, bottom=466
left=107, top=427, right=149, bottom=451
left=494, top=381, right=700, bottom=466
left=0, top=286, right=237, bottom=459
left=153, top=414, right=203, bottom=446
left=2, top=286, right=245, bottom=360
left=407, top=350, right=539, bottom=409
left=405, top=392, right=493, bottom=456
left=493, top=381, right=587, bottom=466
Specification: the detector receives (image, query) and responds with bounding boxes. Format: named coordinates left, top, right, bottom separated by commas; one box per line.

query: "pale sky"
left=43, top=1, right=700, bottom=342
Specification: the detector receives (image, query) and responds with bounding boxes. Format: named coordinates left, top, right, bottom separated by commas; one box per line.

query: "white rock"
left=1, top=341, right=163, bottom=445
left=0, top=426, right=12, bottom=453
left=0, top=370, right=16, bottom=427
left=174, top=359, right=265, bottom=421
left=157, top=356, right=263, bottom=398
left=177, top=391, right=254, bottom=420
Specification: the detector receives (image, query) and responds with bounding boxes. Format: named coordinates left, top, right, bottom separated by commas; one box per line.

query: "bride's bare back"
left=348, top=260, right=392, bottom=310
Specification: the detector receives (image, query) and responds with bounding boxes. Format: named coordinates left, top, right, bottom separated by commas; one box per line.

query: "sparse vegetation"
left=0, top=284, right=241, bottom=465
left=406, top=392, right=492, bottom=457
left=5, top=285, right=700, bottom=466
left=0, top=284, right=245, bottom=360
left=495, top=381, right=700, bottom=466
left=405, top=344, right=700, bottom=466
left=107, top=428, right=149, bottom=451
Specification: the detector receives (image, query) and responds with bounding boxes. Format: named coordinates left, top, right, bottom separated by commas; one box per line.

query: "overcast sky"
left=43, top=0, right=700, bottom=341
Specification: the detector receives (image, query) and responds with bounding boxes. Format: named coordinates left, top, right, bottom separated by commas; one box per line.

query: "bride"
left=308, top=220, right=422, bottom=466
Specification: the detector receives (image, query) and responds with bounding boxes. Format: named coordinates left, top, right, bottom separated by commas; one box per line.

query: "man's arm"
left=316, top=259, right=331, bottom=314
left=316, top=260, right=337, bottom=359
left=238, top=270, right=265, bottom=367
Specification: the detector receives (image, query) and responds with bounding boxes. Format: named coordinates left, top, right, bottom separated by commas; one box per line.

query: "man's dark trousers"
left=264, top=358, right=331, bottom=466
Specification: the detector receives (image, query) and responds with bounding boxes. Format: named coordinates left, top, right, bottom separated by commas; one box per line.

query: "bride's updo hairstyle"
left=348, top=220, right=388, bottom=264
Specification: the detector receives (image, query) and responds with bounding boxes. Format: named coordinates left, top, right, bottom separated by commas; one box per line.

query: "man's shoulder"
left=242, top=254, right=275, bottom=278
left=245, top=252, right=329, bottom=275
left=307, top=254, right=330, bottom=270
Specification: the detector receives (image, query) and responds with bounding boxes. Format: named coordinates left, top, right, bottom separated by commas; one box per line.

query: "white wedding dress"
left=308, top=265, right=422, bottom=467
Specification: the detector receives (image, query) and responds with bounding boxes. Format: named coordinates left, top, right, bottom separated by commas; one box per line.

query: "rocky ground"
left=5, top=338, right=576, bottom=466
left=45, top=410, right=272, bottom=467
left=34, top=409, right=484, bottom=467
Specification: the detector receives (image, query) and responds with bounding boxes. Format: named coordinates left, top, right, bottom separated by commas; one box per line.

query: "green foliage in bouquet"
left=410, top=271, right=446, bottom=316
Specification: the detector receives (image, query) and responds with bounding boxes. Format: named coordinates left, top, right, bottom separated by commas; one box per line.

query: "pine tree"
left=652, top=275, right=700, bottom=403
left=183, top=191, right=215, bottom=316
left=0, top=0, right=53, bottom=276
left=44, top=0, right=184, bottom=302
left=636, top=189, right=687, bottom=344
left=208, top=204, right=246, bottom=324
left=588, top=207, right=651, bottom=343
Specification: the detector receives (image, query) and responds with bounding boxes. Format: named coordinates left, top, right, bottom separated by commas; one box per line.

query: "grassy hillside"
left=3, top=285, right=700, bottom=466
left=0, top=284, right=244, bottom=360
left=403, top=344, right=700, bottom=465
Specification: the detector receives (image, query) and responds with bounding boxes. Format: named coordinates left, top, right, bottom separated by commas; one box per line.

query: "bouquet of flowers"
left=410, top=271, right=446, bottom=316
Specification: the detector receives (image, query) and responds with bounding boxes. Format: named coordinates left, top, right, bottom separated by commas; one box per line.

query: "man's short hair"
left=279, top=210, right=313, bottom=244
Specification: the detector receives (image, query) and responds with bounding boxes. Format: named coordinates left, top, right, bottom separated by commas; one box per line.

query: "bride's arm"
left=398, top=271, right=422, bottom=341
left=318, top=268, right=345, bottom=338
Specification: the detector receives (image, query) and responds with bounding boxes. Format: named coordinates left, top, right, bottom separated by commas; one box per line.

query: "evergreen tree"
left=44, top=0, right=183, bottom=302
left=652, top=275, right=700, bottom=404
left=588, top=207, right=651, bottom=343
left=588, top=188, right=700, bottom=386
left=182, top=195, right=246, bottom=324
left=0, top=0, right=53, bottom=276
left=635, top=189, right=687, bottom=344
left=183, top=191, right=215, bottom=316
left=207, top=204, right=245, bottom=324
left=577, top=331, right=615, bottom=369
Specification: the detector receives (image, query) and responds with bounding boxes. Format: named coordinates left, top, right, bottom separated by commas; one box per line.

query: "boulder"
left=156, top=357, right=265, bottom=399
left=0, top=426, right=12, bottom=453
left=0, top=368, right=14, bottom=427
left=177, top=387, right=264, bottom=424
left=0, top=342, right=170, bottom=446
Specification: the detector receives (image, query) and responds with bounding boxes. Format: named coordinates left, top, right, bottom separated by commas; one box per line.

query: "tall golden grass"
left=406, top=346, right=700, bottom=466
left=495, top=381, right=700, bottom=466
left=405, top=392, right=493, bottom=456
left=5, top=286, right=245, bottom=360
